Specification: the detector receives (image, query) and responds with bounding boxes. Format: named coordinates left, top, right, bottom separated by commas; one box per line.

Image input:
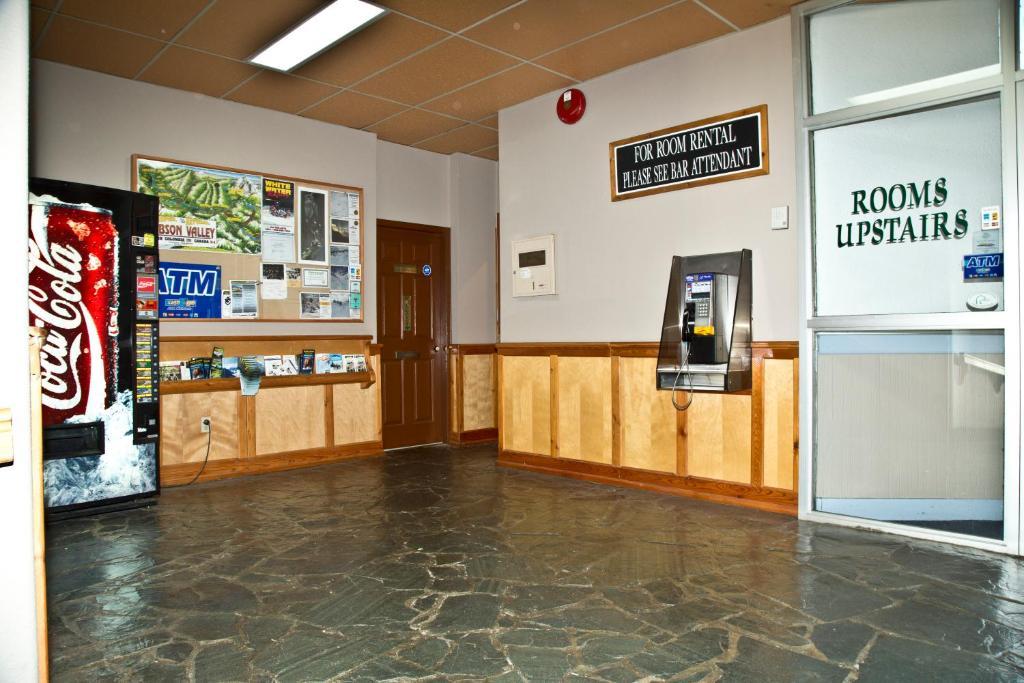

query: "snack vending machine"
left=28, top=178, right=160, bottom=517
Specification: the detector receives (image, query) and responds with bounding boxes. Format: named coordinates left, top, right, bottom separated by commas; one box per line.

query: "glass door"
left=794, top=0, right=1020, bottom=554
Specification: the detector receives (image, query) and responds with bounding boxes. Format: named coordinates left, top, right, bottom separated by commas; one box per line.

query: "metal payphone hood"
left=656, top=249, right=752, bottom=393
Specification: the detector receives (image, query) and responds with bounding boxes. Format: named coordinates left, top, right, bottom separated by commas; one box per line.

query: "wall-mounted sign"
left=608, top=104, right=769, bottom=202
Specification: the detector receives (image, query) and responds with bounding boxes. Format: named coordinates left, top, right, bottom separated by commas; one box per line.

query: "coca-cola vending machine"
left=28, top=178, right=160, bottom=517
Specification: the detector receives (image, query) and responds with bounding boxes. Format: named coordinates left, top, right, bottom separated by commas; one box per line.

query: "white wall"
left=31, top=60, right=378, bottom=338
left=450, top=153, right=498, bottom=343
left=0, top=0, right=41, bottom=680
left=498, top=17, right=798, bottom=343
left=377, top=140, right=450, bottom=228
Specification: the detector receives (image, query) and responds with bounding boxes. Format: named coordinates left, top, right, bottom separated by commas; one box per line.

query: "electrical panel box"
left=512, top=234, right=556, bottom=297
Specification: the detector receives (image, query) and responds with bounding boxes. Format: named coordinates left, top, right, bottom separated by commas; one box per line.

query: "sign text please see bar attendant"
left=609, top=105, right=769, bottom=201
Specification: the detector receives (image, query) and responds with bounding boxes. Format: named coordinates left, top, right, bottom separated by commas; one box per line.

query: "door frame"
left=376, top=218, right=452, bottom=446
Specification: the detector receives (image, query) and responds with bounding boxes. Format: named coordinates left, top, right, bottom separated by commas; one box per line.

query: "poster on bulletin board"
left=158, top=261, right=222, bottom=318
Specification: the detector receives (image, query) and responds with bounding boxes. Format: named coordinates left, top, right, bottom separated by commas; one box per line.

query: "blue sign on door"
left=963, top=253, right=1003, bottom=280
left=159, top=262, right=222, bottom=318
left=422, top=264, right=432, bottom=276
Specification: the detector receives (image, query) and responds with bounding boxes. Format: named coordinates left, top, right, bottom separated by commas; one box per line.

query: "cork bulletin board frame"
left=131, top=154, right=364, bottom=323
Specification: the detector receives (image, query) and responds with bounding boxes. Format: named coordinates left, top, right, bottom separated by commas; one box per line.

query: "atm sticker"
left=963, top=253, right=1003, bottom=280
left=132, top=236, right=145, bottom=247
left=143, top=233, right=156, bottom=247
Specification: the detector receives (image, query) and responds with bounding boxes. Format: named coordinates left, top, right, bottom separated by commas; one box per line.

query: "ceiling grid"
left=30, top=0, right=800, bottom=159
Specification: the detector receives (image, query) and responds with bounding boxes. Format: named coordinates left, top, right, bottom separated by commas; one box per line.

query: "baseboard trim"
left=498, top=449, right=797, bottom=516
left=161, top=441, right=383, bottom=486
left=450, top=428, right=498, bottom=447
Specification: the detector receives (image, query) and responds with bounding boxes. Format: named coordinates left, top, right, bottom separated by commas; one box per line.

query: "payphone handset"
left=681, top=272, right=724, bottom=366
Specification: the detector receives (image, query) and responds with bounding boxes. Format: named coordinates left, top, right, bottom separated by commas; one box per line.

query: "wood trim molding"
left=549, top=355, right=559, bottom=457
left=162, top=441, right=382, bottom=486
left=497, top=342, right=613, bottom=357
left=610, top=356, right=621, bottom=467
left=499, top=450, right=796, bottom=516
left=451, top=344, right=497, bottom=356
left=162, top=370, right=375, bottom=395
left=160, top=335, right=373, bottom=343
left=498, top=341, right=798, bottom=359
left=750, top=355, right=765, bottom=488
left=450, top=428, right=498, bottom=447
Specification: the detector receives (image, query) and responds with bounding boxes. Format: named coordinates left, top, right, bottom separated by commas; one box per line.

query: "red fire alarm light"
left=556, top=88, right=586, bottom=124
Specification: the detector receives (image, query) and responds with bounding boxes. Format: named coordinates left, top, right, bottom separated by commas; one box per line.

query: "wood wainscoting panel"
left=161, top=391, right=240, bottom=465
left=556, top=356, right=612, bottom=463
left=685, top=393, right=752, bottom=484
left=618, top=357, right=677, bottom=473
left=762, top=358, right=796, bottom=490
left=450, top=350, right=461, bottom=439
left=462, top=353, right=496, bottom=431
left=255, top=386, right=326, bottom=455
left=501, top=355, right=551, bottom=456
left=333, top=383, right=379, bottom=445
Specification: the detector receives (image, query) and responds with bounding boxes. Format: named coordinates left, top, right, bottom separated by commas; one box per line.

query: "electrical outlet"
left=200, top=416, right=211, bottom=433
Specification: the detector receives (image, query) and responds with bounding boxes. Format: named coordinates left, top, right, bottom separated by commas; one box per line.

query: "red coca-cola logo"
left=28, top=200, right=118, bottom=426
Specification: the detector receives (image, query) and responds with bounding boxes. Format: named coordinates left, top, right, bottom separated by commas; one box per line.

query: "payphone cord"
left=670, top=363, right=695, bottom=411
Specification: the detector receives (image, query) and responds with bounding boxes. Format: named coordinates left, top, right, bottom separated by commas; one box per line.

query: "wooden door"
left=377, top=221, right=450, bottom=448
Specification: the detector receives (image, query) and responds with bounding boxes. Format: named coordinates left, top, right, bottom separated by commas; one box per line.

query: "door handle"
left=433, top=346, right=440, bottom=352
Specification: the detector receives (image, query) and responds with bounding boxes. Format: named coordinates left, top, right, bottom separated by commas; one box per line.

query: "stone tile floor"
left=46, top=445, right=1024, bottom=682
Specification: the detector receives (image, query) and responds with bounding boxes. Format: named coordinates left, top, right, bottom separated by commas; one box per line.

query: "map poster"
left=136, top=157, right=262, bottom=254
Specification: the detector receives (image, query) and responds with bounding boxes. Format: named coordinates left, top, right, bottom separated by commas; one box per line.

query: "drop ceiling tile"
left=423, top=64, right=572, bottom=122
left=34, top=16, right=163, bottom=79
left=700, top=0, right=800, bottom=29
left=225, top=71, right=338, bottom=114
left=302, top=91, right=407, bottom=129
left=465, top=0, right=673, bottom=60
left=537, top=2, right=731, bottom=82
left=138, top=46, right=258, bottom=97
left=415, top=124, right=498, bottom=154
left=59, top=0, right=208, bottom=40
left=31, top=8, right=50, bottom=43
left=356, top=37, right=517, bottom=105
left=366, top=109, right=464, bottom=145
left=375, top=0, right=520, bottom=32
left=477, top=115, right=499, bottom=128
left=296, top=14, right=445, bottom=87
left=177, top=0, right=323, bottom=60
left=474, top=145, right=499, bottom=161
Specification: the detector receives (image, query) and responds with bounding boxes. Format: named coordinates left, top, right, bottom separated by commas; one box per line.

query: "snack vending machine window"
left=28, top=178, right=160, bottom=517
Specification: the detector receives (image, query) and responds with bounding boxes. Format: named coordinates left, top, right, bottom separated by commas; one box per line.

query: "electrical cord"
left=166, top=426, right=212, bottom=488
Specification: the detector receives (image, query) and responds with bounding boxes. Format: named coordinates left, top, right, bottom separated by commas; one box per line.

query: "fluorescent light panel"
left=250, top=0, right=386, bottom=72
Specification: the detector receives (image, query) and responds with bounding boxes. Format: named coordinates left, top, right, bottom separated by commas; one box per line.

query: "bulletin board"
left=131, top=154, right=364, bottom=323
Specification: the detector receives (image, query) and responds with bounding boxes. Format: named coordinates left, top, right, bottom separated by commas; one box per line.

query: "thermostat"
left=512, top=234, right=555, bottom=297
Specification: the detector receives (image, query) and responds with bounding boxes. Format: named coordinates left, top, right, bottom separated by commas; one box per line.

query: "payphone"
left=656, top=250, right=752, bottom=409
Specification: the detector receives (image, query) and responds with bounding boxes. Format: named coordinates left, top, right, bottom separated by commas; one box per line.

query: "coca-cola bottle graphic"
left=28, top=199, right=119, bottom=426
